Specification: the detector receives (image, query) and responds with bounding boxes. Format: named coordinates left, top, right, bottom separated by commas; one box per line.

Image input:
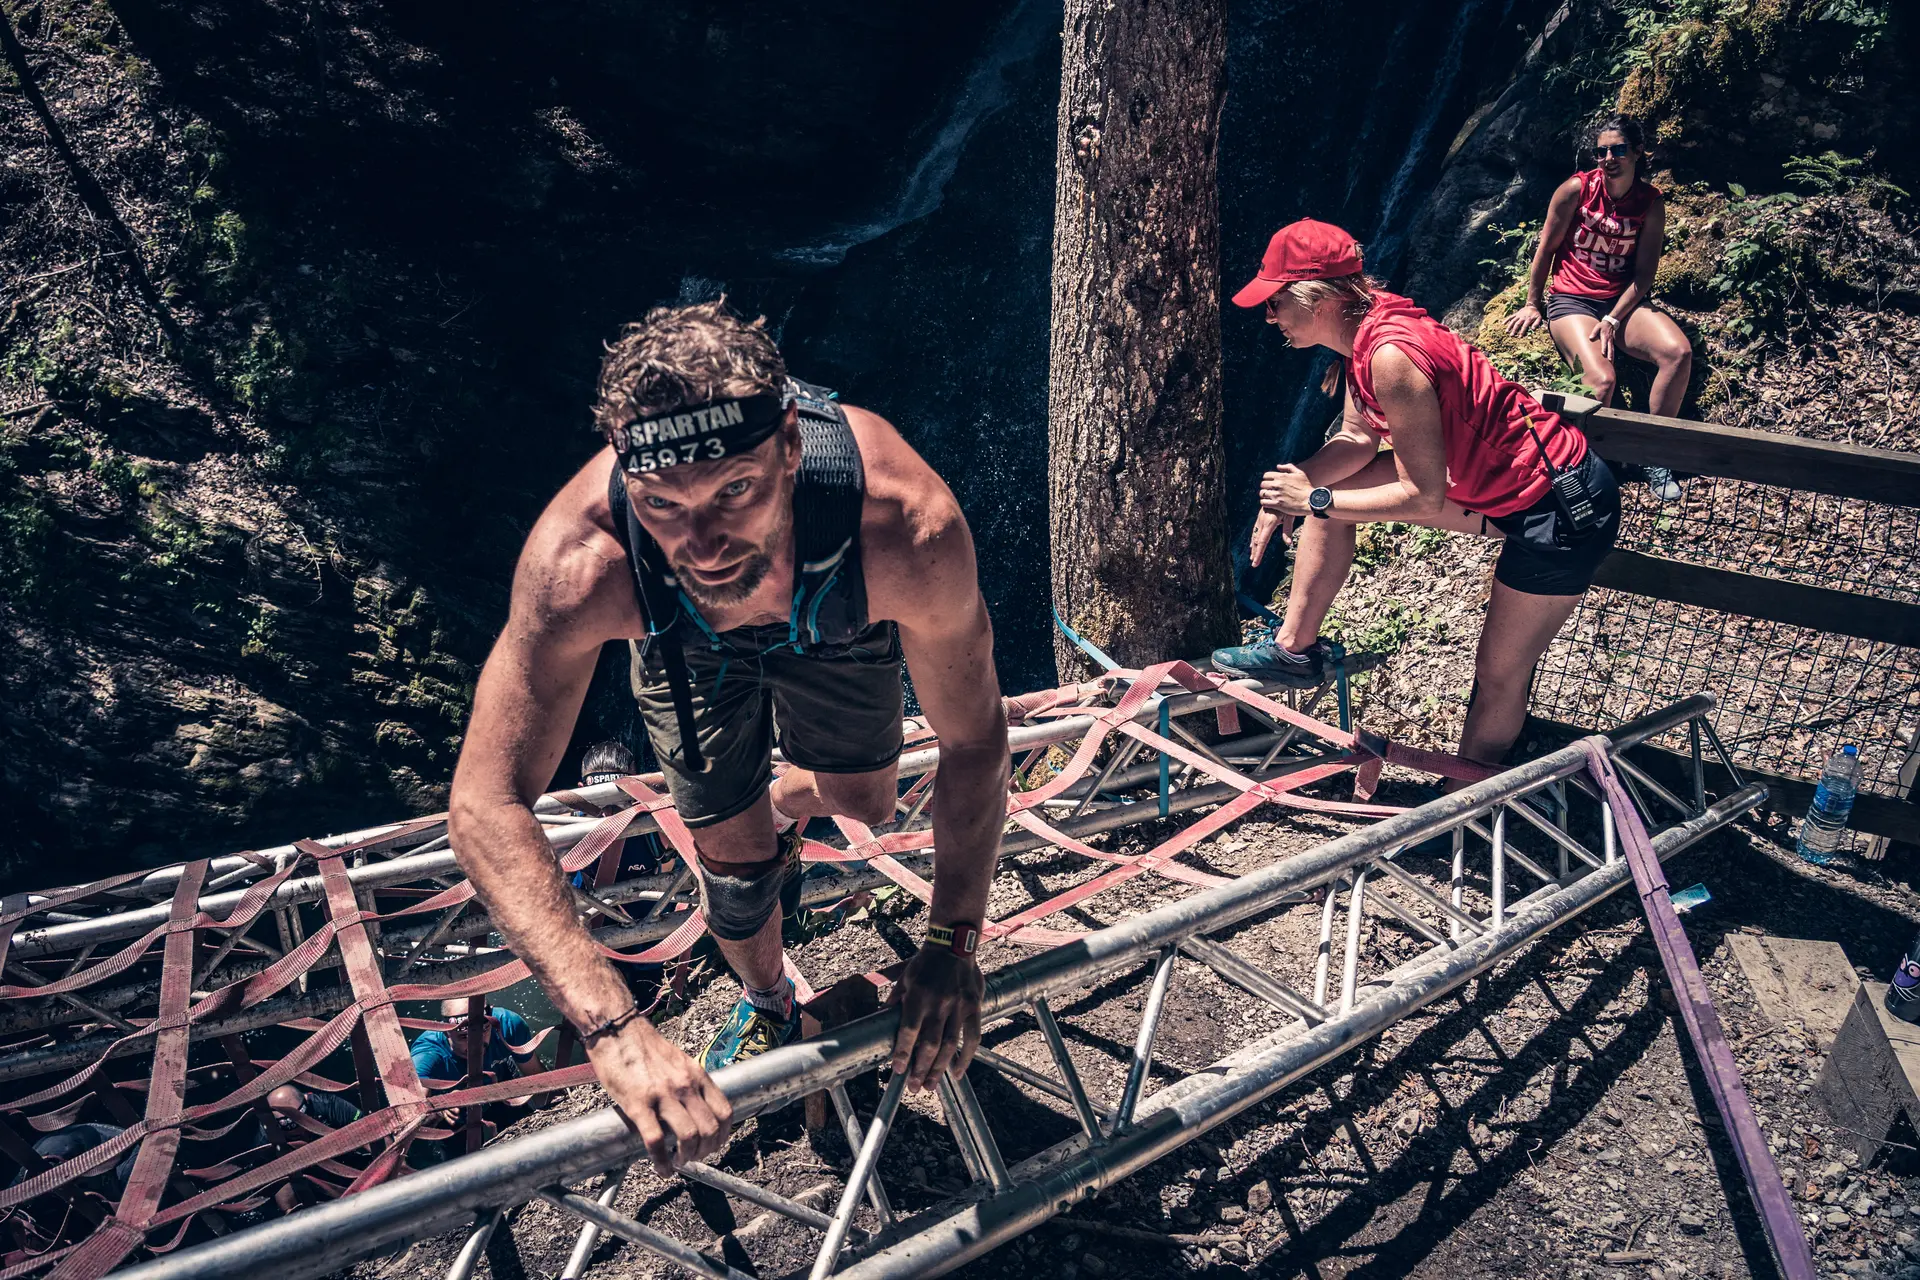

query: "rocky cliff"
left=2, top=0, right=1558, bottom=888
left=0, top=0, right=1018, bottom=884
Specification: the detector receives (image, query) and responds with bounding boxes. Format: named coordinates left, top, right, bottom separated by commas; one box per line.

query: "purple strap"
left=1582, top=741, right=1815, bottom=1279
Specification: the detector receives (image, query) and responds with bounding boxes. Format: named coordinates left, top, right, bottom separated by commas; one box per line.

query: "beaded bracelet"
left=578, top=1003, right=644, bottom=1046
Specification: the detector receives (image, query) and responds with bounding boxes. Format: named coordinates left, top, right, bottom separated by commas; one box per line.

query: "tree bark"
left=1048, top=0, right=1235, bottom=681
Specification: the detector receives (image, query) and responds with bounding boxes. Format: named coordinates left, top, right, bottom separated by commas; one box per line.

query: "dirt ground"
left=346, top=772, right=1920, bottom=1280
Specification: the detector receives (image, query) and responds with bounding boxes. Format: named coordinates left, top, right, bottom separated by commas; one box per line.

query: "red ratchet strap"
left=47, top=861, right=208, bottom=1279
left=304, top=844, right=427, bottom=1111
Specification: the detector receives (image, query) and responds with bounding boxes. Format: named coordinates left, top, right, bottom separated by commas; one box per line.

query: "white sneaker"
left=1644, top=466, right=1683, bottom=502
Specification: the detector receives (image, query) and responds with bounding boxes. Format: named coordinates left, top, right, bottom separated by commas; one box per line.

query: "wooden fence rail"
left=1532, top=393, right=1920, bottom=846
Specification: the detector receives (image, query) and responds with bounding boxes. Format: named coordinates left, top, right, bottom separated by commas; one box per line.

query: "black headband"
left=610, top=392, right=787, bottom=475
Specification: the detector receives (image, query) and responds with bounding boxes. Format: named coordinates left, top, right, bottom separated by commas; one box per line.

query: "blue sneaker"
left=1211, top=636, right=1340, bottom=689
left=698, top=982, right=803, bottom=1073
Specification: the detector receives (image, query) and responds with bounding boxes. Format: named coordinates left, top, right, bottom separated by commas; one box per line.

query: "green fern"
left=1783, top=151, right=1908, bottom=202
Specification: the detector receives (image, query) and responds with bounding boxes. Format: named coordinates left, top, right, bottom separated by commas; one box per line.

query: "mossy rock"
left=1474, top=286, right=1584, bottom=394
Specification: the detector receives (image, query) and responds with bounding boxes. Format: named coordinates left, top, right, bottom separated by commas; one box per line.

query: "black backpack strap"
left=785, top=379, right=867, bottom=644
left=606, top=466, right=709, bottom=773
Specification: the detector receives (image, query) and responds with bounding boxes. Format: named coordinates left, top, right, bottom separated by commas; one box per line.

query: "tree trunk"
left=1048, top=0, right=1235, bottom=681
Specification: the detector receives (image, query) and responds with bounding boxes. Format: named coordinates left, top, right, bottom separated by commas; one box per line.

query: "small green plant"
left=1478, top=221, right=1541, bottom=291
left=89, top=451, right=140, bottom=504
left=1406, top=526, right=1450, bottom=559
left=1783, top=151, right=1907, bottom=203
left=1350, top=603, right=1423, bottom=659
left=240, top=603, right=284, bottom=663
left=1353, top=523, right=1406, bottom=574
left=1817, top=0, right=1892, bottom=55
left=0, top=442, right=58, bottom=606
left=210, top=210, right=247, bottom=265
left=131, top=502, right=212, bottom=586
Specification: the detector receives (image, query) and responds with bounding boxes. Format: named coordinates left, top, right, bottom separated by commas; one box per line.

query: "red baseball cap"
left=1231, top=219, right=1364, bottom=308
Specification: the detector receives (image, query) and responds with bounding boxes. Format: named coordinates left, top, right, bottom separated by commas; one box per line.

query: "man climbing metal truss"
left=447, top=299, right=1012, bottom=1175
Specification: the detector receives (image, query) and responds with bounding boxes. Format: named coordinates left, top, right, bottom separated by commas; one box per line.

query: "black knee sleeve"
left=698, top=834, right=803, bottom=942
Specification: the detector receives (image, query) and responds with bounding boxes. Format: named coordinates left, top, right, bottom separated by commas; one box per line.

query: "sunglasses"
left=1593, top=143, right=1634, bottom=160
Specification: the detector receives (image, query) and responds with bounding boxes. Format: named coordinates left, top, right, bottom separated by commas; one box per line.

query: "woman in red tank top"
left=1503, top=116, right=1693, bottom=499
left=1216, top=220, right=1619, bottom=773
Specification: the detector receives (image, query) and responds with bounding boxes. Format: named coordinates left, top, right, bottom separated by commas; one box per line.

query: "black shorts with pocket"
left=631, top=621, right=905, bottom=828
left=1484, top=452, right=1621, bottom=597
left=1544, top=291, right=1620, bottom=324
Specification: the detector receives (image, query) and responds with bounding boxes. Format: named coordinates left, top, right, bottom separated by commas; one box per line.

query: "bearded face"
left=668, top=494, right=790, bottom=609
left=623, top=425, right=802, bottom=613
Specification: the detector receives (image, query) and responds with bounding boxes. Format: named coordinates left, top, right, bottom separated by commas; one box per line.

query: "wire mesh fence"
left=1533, top=474, right=1920, bottom=801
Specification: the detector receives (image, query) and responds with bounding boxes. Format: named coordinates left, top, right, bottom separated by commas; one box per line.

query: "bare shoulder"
left=842, top=404, right=977, bottom=625
left=1367, top=342, right=1434, bottom=398
left=1551, top=174, right=1585, bottom=204
left=510, top=449, right=645, bottom=642
left=845, top=403, right=966, bottom=548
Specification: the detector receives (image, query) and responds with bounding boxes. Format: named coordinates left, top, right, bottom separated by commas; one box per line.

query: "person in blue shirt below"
left=410, top=1001, right=544, bottom=1096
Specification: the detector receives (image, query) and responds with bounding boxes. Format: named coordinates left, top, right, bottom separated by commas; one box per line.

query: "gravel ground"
left=345, top=774, right=1920, bottom=1280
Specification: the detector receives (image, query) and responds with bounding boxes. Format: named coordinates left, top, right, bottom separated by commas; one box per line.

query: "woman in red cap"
left=1213, top=218, right=1619, bottom=772
left=1502, top=115, right=1690, bottom=501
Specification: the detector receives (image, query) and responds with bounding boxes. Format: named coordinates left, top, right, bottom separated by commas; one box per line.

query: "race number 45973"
left=631, top=437, right=728, bottom=471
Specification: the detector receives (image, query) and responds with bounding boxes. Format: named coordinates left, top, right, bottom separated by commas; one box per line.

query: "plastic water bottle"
left=1795, top=744, right=1860, bottom=864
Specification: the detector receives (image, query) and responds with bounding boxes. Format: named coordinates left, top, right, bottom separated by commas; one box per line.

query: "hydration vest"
left=606, top=377, right=868, bottom=770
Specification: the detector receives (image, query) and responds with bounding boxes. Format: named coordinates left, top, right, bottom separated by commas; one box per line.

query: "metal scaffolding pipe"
left=833, top=783, right=1768, bottom=1279
left=10, top=679, right=1286, bottom=962
left=111, top=710, right=1747, bottom=1280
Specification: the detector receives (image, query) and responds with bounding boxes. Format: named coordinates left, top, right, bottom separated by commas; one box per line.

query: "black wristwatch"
left=1308, top=487, right=1334, bottom=519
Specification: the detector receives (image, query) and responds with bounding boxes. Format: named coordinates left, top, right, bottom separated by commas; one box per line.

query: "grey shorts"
left=631, top=622, right=905, bottom=827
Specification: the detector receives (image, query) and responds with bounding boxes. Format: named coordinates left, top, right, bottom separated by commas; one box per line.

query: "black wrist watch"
left=1308, top=487, right=1334, bottom=519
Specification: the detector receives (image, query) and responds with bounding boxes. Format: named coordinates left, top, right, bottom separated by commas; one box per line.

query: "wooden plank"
left=1722, top=935, right=1859, bottom=1053
left=1589, top=549, right=1920, bottom=648
left=1534, top=393, right=1920, bottom=509
left=1527, top=716, right=1920, bottom=845
left=1815, top=982, right=1920, bottom=1163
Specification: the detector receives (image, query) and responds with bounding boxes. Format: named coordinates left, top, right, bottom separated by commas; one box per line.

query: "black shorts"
left=1544, top=291, right=1620, bottom=324
left=631, top=622, right=905, bottom=828
left=1483, top=453, right=1621, bottom=597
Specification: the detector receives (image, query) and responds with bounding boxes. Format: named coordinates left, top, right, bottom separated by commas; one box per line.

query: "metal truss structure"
left=110, top=694, right=1767, bottom=1280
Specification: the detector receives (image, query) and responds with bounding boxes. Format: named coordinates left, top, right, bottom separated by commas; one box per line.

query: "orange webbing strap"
left=47, top=862, right=208, bottom=1279
left=303, top=841, right=428, bottom=1125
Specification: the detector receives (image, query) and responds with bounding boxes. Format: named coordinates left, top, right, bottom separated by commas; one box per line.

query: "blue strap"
left=1330, top=640, right=1351, bottom=732
left=1051, top=605, right=1120, bottom=672
left=1157, top=699, right=1172, bottom=818
left=1235, top=591, right=1284, bottom=629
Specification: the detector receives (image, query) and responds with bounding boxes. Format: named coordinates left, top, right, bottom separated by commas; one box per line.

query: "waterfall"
left=1275, top=0, right=1488, bottom=458
left=1367, top=0, right=1488, bottom=276
left=778, top=0, right=1057, bottom=267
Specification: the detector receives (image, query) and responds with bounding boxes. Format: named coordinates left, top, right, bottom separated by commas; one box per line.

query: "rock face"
left=1399, top=1, right=1619, bottom=328
left=0, top=0, right=1024, bottom=885
left=0, top=0, right=1599, bottom=885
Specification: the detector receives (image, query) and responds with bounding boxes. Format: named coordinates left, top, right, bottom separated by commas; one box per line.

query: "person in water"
left=448, top=300, right=1009, bottom=1175
left=1502, top=114, right=1692, bottom=501
left=1213, top=219, right=1621, bottom=773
